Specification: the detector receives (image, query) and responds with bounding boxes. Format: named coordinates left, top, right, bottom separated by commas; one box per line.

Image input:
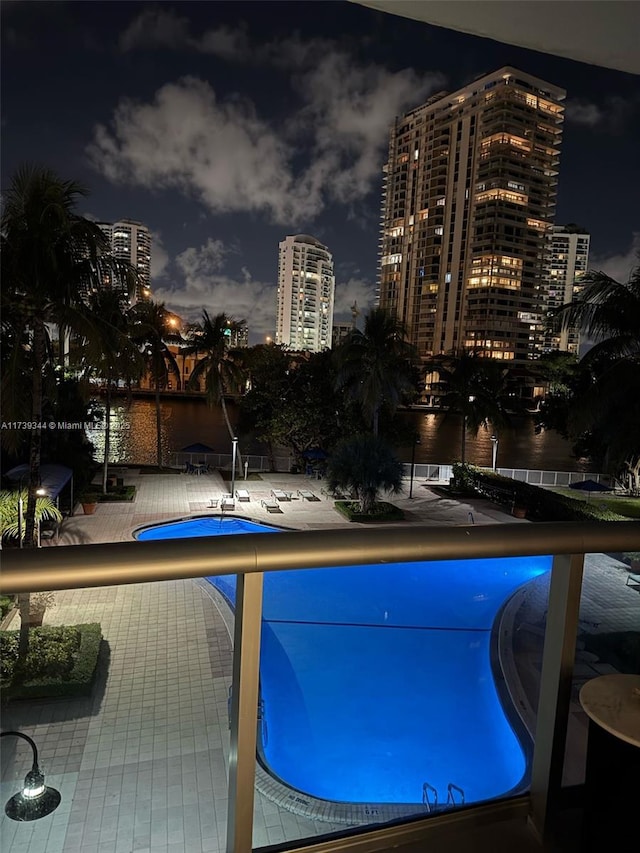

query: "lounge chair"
left=221, top=495, right=235, bottom=511
left=236, top=489, right=250, bottom=501
left=298, top=489, right=320, bottom=501
left=626, top=571, right=640, bottom=590
left=271, top=489, right=291, bottom=501
left=261, top=499, right=282, bottom=513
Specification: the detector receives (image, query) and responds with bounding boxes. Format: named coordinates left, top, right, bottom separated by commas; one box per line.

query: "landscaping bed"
left=1, top=623, right=102, bottom=699
left=99, top=485, right=136, bottom=502
left=450, top=464, right=629, bottom=522
left=334, top=500, right=405, bottom=523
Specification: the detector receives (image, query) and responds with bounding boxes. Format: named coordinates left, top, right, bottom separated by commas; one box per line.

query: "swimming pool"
left=136, top=516, right=550, bottom=807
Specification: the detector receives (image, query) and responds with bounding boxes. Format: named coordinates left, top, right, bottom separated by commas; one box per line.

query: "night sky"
left=2, top=1, right=639, bottom=342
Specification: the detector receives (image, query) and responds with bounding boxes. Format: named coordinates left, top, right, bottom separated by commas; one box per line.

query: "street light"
left=409, top=433, right=421, bottom=499
left=490, top=434, right=499, bottom=472
left=0, top=731, right=61, bottom=821
left=231, top=436, right=238, bottom=499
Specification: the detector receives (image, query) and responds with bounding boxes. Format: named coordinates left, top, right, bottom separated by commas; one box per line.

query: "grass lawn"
left=335, top=500, right=405, bottom=522
left=554, top=490, right=640, bottom=519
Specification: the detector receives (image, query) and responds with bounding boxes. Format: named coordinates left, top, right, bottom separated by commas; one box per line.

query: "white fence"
left=400, top=464, right=606, bottom=487
left=172, top=452, right=605, bottom=486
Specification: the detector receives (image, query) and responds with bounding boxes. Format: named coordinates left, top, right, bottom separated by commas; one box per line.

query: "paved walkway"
left=1, top=470, right=637, bottom=852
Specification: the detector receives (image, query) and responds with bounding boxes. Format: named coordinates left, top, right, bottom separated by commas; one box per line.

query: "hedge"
left=334, top=500, right=405, bottom=523
left=1, top=623, right=103, bottom=699
left=451, top=464, right=628, bottom=522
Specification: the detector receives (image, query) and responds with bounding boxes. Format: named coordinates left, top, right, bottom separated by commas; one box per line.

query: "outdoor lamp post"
left=490, top=434, right=499, bottom=472
left=409, top=433, right=421, bottom=499
left=231, top=436, right=238, bottom=498
left=0, top=731, right=61, bottom=821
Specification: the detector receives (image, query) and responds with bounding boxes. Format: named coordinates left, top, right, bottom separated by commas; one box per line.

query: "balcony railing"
left=2, top=521, right=639, bottom=853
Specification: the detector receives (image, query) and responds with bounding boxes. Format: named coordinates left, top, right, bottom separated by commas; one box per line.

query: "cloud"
left=119, top=8, right=252, bottom=59
left=150, top=230, right=169, bottom=281
left=589, top=233, right=640, bottom=283
left=153, top=238, right=276, bottom=339
left=565, top=95, right=640, bottom=130
left=333, top=276, right=377, bottom=325
left=88, top=77, right=309, bottom=224
left=119, top=8, right=193, bottom=52
left=89, top=39, right=442, bottom=225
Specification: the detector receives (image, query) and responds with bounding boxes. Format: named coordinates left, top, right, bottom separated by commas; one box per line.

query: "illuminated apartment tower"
left=276, top=235, right=335, bottom=352
left=378, top=67, right=565, bottom=362
left=97, top=219, right=152, bottom=303
left=539, top=225, right=590, bottom=354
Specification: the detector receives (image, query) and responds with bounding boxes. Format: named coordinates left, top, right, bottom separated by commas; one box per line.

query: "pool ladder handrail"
left=422, top=781, right=438, bottom=812
left=447, top=782, right=465, bottom=807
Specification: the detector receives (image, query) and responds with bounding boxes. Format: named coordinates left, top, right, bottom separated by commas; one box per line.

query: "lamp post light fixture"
left=490, top=434, right=499, bottom=472
left=0, top=731, right=61, bottom=821
left=409, top=433, right=421, bottom=499
left=231, top=436, right=238, bottom=499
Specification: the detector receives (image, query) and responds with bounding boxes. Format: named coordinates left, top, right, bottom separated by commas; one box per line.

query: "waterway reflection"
left=90, top=397, right=595, bottom=473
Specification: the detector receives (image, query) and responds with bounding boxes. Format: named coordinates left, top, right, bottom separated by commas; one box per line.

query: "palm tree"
left=76, top=289, right=143, bottom=493
left=434, top=350, right=513, bottom=463
left=551, top=262, right=640, bottom=485
left=130, top=300, right=180, bottom=468
left=183, top=311, right=246, bottom=473
left=552, top=264, right=640, bottom=362
left=335, top=307, right=417, bottom=436
left=326, top=434, right=403, bottom=514
left=0, top=164, right=116, bottom=546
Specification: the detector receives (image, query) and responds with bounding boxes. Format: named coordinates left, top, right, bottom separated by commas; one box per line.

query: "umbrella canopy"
left=180, top=443, right=215, bottom=454
left=5, top=463, right=73, bottom=500
left=569, top=479, right=609, bottom=492
left=302, top=448, right=328, bottom=460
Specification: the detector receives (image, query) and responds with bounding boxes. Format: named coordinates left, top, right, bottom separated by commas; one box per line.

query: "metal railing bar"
left=529, top=553, right=584, bottom=841
left=1, top=521, right=639, bottom=594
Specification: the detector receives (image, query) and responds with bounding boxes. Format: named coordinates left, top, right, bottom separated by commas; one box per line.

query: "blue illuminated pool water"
left=136, top=516, right=550, bottom=806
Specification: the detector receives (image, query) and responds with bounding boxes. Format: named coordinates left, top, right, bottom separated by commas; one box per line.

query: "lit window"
left=436, top=197, right=446, bottom=206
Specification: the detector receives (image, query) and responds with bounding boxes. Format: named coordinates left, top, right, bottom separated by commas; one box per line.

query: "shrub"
left=451, top=464, right=628, bottom=522
left=1, top=623, right=102, bottom=698
left=0, top=595, right=15, bottom=621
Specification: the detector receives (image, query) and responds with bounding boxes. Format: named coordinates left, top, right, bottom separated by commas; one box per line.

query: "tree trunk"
left=461, top=416, right=467, bottom=464
left=220, top=394, right=243, bottom=474
left=25, top=319, right=45, bottom=547
left=372, top=406, right=379, bottom=438
left=155, top=382, right=162, bottom=469
left=102, top=382, right=112, bottom=494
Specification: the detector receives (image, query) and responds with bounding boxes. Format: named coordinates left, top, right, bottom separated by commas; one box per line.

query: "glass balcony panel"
left=560, top=549, right=640, bottom=788
left=209, top=554, right=552, bottom=848
left=0, top=579, right=232, bottom=853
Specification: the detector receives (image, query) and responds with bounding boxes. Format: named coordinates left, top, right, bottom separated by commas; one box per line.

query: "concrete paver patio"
left=1, top=469, right=637, bottom=852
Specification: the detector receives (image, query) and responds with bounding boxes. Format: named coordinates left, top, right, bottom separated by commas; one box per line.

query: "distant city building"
left=378, top=66, right=565, bottom=364
left=226, top=321, right=249, bottom=349
left=332, top=323, right=353, bottom=348
left=538, top=225, right=590, bottom=354
left=276, top=235, right=335, bottom=352
left=96, top=219, right=152, bottom=303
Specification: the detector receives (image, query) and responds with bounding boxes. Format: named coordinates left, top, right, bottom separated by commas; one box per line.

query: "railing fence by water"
left=173, top=451, right=606, bottom=488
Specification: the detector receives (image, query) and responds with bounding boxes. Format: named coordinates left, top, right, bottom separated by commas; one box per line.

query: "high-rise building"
left=378, top=67, right=565, bottom=363
left=276, top=235, right=335, bottom=352
left=538, top=225, right=590, bottom=354
left=96, top=219, right=152, bottom=303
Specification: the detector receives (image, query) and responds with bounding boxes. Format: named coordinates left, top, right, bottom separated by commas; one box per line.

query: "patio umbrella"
left=180, top=443, right=215, bottom=454
left=179, top=443, right=215, bottom=466
left=569, top=479, right=610, bottom=500
left=302, top=448, right=328, bottom=460
left=569, top=479, right=609, bottom=492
